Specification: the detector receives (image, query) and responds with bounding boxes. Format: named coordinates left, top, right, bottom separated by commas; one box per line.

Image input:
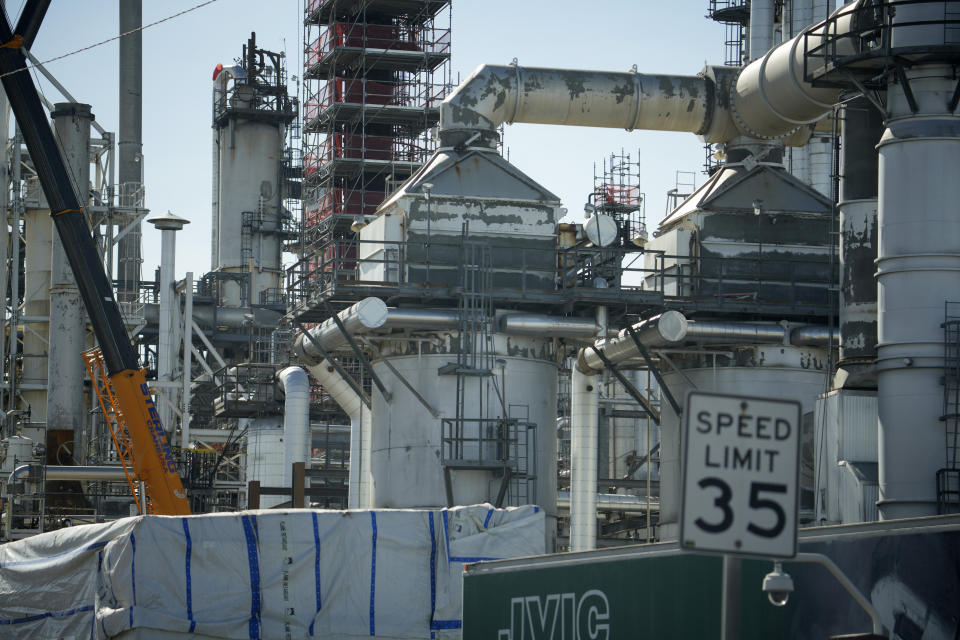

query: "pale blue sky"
left=19, top=0, right=725, bottom=280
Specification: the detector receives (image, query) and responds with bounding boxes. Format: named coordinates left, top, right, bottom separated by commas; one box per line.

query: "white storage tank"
left=656, top=344, right=829, bottom=539
left=366, top=332, right=558, bottom=520
left=245, top=416, right=285, bottom=508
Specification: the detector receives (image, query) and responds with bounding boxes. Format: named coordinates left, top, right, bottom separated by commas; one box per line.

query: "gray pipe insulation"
left=293, top=298, right=621, bottom=363
left=439, top=2, right=863, bottom=145
left=8, top=464, right=128, bottom=486
left=577, top=310, right=837, bottom=373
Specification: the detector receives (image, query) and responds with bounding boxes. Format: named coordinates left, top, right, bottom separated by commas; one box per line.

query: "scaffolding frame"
left=300, top=0, right=452, bottom=269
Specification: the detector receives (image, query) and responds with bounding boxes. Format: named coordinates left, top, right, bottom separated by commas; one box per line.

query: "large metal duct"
left=569, top=366, right=598, bottom=551
left=305, top=359, right=369, bottom=508
left=49, top=103, right=91, bottom=457
left=439, top=3, right=861, bottom=146
left=278, top=366, right=310, bottom=507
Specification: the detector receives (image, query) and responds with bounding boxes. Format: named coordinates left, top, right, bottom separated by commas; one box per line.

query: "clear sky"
left=19, top=0, right=726, bottom=281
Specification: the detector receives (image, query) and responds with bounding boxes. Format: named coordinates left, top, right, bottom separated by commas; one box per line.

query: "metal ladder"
left=82, top=348, right=151, bottom=514
left=938, top=302, right=960, bottom=513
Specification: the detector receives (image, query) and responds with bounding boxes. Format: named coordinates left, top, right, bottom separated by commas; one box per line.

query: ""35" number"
left=694, top=478, right=787, bottom=538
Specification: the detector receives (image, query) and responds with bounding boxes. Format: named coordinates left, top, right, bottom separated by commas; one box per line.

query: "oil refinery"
left=0, top=0, right=959, bottom=638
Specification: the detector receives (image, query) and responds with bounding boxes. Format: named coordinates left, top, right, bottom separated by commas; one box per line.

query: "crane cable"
left=0, top=0, right=223, bottom=79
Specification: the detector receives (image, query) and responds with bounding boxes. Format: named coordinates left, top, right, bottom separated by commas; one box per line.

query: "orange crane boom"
left=0, top=1, right=190, bottom=515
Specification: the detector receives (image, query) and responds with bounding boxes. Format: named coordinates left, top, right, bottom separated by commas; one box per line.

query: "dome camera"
left=762, top=562, right=794, bottom=607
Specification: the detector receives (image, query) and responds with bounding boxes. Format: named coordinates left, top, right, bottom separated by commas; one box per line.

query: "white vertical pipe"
left=157, top=227, right=176, bottom=431
left=49, top=103, right=91, bottom=459
left=182, top=272, right=193, bottom=448
left=305, top=360, right=364, bottom=507
left=279, top=366, right=310, bottom=506
left=570, top=366, right=598, bottom=551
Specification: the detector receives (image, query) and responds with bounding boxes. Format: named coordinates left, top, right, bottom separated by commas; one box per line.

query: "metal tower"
left=300, top=0, right=451, bottom=284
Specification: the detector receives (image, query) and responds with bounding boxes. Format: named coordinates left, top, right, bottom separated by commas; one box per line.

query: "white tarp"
left=0, top=504, right=544, bottom=639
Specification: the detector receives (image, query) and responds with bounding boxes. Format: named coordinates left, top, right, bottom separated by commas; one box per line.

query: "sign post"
left=680, top=391, right=801, bottom=559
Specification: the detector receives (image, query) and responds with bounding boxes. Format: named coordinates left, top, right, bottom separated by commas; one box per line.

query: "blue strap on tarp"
left=129, top=533, right=136, bottom=629
left=0, top=604, right=95, bottom=626
left=182, top=518, right=196, bottom=633
left=241, top=514, right=261, bottom=639
left=0, top=539, right=106, bottom=568
left=309, top=511, right=322, bottom=636
left=369, top=511, right=377, bottom=636
left=442, top=509, right=500, bottom=563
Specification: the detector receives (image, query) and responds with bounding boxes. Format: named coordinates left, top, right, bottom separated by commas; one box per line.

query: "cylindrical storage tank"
left=214, top=84, right=285, bottom=306
left=657, top=345, right=828, bottom=540
left=366, top=333, right=558, bottom=538
left=838, top=96, right=882, bottom=381
left=876, top=65, right=960, bottom=519
left=245, top=416, right=285, bottom=508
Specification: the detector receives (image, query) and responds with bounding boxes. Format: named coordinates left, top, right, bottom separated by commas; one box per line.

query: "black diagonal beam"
left=294, top=321, right=371, bottom=409
left=321, top=300, right=391, bottom=401
left=625, top=325, right=683, bottom=417
left=588, top=346, right=660, bottom=426
left=0, top=11, right=137, bottom=375
left=15, top=0, right=52, bottom=49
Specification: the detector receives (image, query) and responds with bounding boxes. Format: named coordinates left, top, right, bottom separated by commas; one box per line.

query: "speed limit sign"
left=680, top=391, right=800, bottom=559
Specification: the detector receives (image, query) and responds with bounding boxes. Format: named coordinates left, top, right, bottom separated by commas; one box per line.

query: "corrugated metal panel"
left=837, top=391, right=878, bottom=462
left=861, top=484, right=879, bottom=522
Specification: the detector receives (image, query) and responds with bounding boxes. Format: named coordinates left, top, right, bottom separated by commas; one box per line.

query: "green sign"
left=463, top=549, right=788, bottom=640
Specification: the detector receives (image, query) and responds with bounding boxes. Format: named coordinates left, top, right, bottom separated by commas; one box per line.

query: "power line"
left=0, top=0, right=224, bottom=80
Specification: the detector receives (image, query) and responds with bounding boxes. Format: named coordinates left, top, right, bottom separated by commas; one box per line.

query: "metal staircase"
left=439, top=236, right=536, bottom=507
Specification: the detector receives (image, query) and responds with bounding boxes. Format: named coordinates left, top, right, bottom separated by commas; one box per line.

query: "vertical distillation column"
left=48, top=103, right=92, bottom=460
left=786, top=0, right=836, bottom=194
left=117, top=0, right=143, bottom=304
left=877, top=3, right=960, bottom=518
left=836, top=97, right=882, bottom=385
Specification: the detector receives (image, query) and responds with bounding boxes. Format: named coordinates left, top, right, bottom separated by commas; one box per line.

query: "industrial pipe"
left=295, top=299, right=463, bottom=363
left=439, top=2, right=863, bottom=145
left=569, top=367, right=598, bottom=552
left=305, top=359, right=369, bottom=508
left=143, top=302, right=282, bottom=331
left=499, top=314, right=601, bottom=339
left=9, top=464, right=127, bottom=485
left=577, top=311, right=837, bottom=373
left=278, top=366, right=310, bottom=507
left=556, top=491, right=657, bottom=515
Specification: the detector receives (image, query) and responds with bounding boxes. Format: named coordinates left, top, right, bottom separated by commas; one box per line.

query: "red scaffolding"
left=300, top=0, right=451, bottom=278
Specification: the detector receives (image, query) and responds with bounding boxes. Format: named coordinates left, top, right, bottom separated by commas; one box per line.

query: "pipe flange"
left=729, top=68, right=802, bottom=141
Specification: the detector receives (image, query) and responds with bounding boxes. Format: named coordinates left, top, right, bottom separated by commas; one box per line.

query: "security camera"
left=762, top=562, right=794, bottom=607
